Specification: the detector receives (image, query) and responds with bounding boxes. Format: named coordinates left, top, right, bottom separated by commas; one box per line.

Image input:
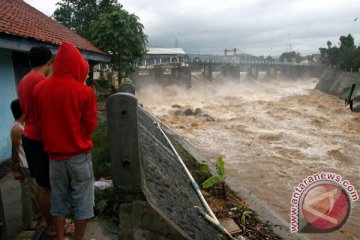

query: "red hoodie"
left=33, top=41, right=97, bottom=160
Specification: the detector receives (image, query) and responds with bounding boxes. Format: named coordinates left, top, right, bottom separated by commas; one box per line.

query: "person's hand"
left=12, top=168, right=24, bottom=180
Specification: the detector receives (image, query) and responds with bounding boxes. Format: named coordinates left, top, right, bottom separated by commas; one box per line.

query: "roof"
left=147, top=48, right=186, bottom=55
left=0, top=0, right=110, bottom=62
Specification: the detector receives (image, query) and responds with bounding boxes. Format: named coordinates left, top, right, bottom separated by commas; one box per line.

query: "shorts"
left=50, top=153, right=94, bottom=220
left=22, top=136, right=50, bottom=188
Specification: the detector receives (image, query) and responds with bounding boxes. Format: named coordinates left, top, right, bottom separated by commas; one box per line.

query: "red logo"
left=300, top=183, right=351, bottom=232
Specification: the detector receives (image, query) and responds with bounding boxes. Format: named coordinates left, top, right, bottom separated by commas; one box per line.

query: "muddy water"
left=137, top=73, right=360, bottom=240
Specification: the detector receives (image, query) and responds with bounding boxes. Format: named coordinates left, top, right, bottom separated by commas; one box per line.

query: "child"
left=10, top=99, right=39, bottom=230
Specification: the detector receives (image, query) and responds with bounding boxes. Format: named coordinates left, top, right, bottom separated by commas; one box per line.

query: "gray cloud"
left=123, top=0, right=360, bottom=56
left=25, top=0, right=360, bottom=56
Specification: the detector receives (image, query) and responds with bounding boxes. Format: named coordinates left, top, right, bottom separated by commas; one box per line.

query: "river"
left=137, top=72, right=360, bottom=240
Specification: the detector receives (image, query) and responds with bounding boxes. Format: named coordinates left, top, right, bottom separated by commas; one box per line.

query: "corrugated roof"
left=147, top=48, right=186, bottom=55
left=0, top=0, right=107, bottom=56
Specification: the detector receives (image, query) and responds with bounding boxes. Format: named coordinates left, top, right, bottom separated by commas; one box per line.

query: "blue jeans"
left=50, top=153, right=94, bottom=219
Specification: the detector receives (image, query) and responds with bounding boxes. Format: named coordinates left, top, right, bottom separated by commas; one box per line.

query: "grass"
left=91, top=121, right=111, bottom=180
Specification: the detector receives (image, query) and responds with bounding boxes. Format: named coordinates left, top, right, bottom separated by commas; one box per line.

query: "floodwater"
left=137, top=72, right=360, bottom=240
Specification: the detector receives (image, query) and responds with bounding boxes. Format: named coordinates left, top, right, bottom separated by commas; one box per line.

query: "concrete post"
left=178, top=66, right=191, bottom=88
left=249, top=65, right=258, bottom=79
left=106, top=93, right=142, bottom=194
left=117, top=78, right=136, bottom=95
left=267, top=66, right=277, bottom=78
left=203, top=63, right=212, bottom=80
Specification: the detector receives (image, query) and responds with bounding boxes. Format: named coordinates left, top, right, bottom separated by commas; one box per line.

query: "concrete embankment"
left=316, top=68, right=360, bottom=96
left=162, top=121, right=309, bottom=240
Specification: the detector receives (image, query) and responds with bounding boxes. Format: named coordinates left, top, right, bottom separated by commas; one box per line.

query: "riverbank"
left=316, top=68, right=360, bottom=96
left=137, top=73, right=360, bottom=240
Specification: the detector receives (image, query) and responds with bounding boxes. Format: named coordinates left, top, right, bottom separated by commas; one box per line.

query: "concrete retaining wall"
left=160, top=120, right=310, bottom=240
left=106, top=93, right=222, bottom=240
left=130, top=64, right=191, bottom=89
left=316, top=68, right=360, bottom=96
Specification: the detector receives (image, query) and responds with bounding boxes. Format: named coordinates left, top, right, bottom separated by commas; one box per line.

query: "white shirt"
left=11, top=121, right=28, bottom=168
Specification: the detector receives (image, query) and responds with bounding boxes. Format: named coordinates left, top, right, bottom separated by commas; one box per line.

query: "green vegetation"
left=90, top=8, right=147, bottom=79
left=241, top=210, right=253, bottom=225
left=279, top=51, right=302, bottom=63
left=202, top=156, right=227, bottom=200
left=91, top=121, right=111, bottom=179
left=53, top=0, right=148, bottom=79
left=319, top=33, right=360, bottom=71
left=94, top=187, right=118, bottom=219
left=53, top=0, right=121, bottom=40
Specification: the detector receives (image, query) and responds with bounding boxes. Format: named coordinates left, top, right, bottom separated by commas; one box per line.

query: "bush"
left=92, top=121, right=111, bottom=179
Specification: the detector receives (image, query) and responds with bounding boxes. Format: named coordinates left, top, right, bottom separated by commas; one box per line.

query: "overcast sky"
left=24, top=0, right=360, bottom=56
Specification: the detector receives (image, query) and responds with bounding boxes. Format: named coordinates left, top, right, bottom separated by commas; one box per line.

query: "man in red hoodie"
left=18, top=46, right=55, bottom=235
left=33, top=41, right=97, bottom=240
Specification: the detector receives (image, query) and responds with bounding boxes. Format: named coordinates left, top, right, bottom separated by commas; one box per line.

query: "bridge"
left=129, top=59, right=324, bottom=88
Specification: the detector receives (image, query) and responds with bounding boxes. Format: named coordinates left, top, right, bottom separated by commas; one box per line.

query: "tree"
left=266, top=55, right=274, bottom=62
left=90, top=8, right=147, bottom=80
left=327, top=41, right=332, bottom=48
left=319, top=41, right=339, bottom=67
left=339, top=34, right=355, bottom=49
left=338, top=34, right=356, bottom=70
left=279, top=51, right=302, bottom=63
left=319, top=34, right=359, bottom=70
left=53, top=0, right=122, bottom=40
left=53, top=0, right=148, bottom=81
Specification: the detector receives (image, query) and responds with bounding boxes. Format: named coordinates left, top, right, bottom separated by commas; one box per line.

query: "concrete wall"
left=0, top=49, right=18, bottom=162
left=316, top=68, right=360, bottom=96
left=192, top=62, right=321, bottom=81
left=221, top=65, right=240, bottom=80
left=106, top=93, right=222, bottom=239
left=130, top=65, right=191, bottom=89
left=203, top=63, right=212, bottom=80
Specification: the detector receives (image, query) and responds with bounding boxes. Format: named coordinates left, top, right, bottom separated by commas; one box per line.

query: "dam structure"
left=130, top=60, right=323, bottom=88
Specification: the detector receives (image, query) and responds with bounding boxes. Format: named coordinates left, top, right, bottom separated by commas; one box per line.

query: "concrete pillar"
left=267, top=66, right=277, bottom=77
left=203, top=63, right=212, bottom=80
left=106, top=93, right=142, bottom=195
left=178, top=66, right=191, bottom=88
left=117, top=79, right=136, bottom=95
left=249, top=65, right=258, bottom=79
left=221, top=65, right=240, bottom=81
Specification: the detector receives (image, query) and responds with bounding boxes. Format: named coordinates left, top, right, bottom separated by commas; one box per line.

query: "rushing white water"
left=137, top=73, right=360, bottom=240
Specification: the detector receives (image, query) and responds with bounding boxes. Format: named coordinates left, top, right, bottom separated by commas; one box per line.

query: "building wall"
left=0, top=48, right=18, bottom=162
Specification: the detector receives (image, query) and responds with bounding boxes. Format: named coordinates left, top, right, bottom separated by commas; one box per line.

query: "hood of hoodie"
left=52, top=41, right=89, bottom=83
